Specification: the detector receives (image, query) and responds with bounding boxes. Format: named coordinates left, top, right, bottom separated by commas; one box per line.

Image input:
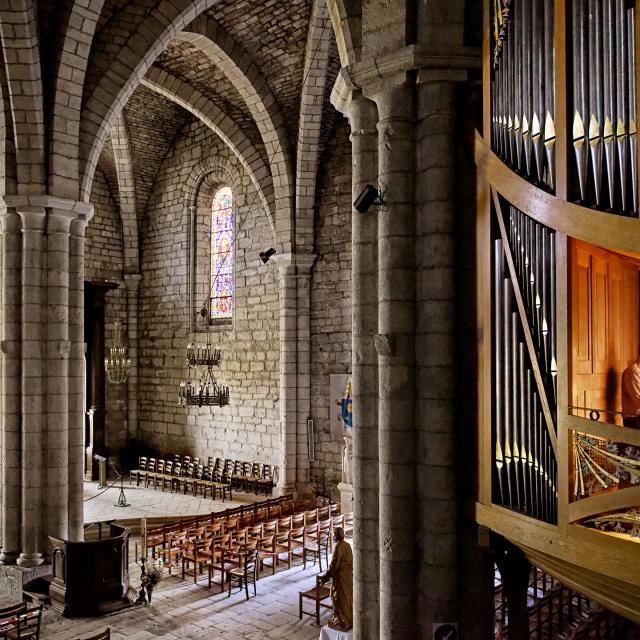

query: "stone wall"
left=86, top=168, right=127, bottom=456
left=310, top=118, right=353, bottom=494
left=137, top=120, right=280, bottom=466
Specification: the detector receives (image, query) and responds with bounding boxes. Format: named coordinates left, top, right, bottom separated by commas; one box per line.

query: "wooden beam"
left=568, top=484, right=640, bottom=522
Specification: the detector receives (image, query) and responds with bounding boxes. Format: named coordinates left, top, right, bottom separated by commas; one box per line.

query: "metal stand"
left=114, top=464, right=130, bottom=507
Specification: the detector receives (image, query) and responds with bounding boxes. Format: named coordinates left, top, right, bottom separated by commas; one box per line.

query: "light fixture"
left=105, top=320, right=131, bottom=384
left=354, top=184, right=384, bottom=213
left=259, top=248, right=276, bottom=264
left=178, top=336, right=229, bottom=408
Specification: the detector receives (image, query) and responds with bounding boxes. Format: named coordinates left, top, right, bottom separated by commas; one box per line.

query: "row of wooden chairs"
left=172, top=509, right=352, bottom=597
left=130, top=456, right=276, bottom=497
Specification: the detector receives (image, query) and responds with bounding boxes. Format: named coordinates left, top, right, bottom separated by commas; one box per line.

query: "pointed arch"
left=141, top=67, right=276, bottom=238
left=179, top=14, right=295, bottom=251
left=0, top=1, right=45, bottom=193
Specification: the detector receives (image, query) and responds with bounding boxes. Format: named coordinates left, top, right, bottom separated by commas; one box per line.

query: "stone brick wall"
left=310, top=118, right=353, bottom=493
left=137, top=120, right=280, bottom=466
left=86, top=168, right=127, bottom=456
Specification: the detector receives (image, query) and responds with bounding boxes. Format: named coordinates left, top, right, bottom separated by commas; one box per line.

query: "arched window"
left=210, top=186, right=234, bottom=322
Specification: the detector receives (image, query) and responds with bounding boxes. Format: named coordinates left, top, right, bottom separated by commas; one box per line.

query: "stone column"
left=46, top=209, right=76, bottom=543
left=18, top=207, right=46, bottom=567
left=0, top=211, right=21, bottom=564
left=68, top=217, right=87, bottom=541
left=124, top=273, right=142, bottom=440
left=274, top=254, right=297, bottom=495
left=370, top=76, right=416, bottom=640
left=295, top=255, right=316, bottom=492
left=347, top=91, right=380, bottom=640
left=415, top=73, right=463, bottom=632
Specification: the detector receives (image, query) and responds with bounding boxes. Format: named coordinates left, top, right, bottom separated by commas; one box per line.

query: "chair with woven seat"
left=181, top=537, right=213, bottom=584
left=299, top=576, right=332, bottom=626
left=303, top=520, right=331, bottom=571
left=129, top=456, right=147, bottom=486
left=153, top=459, right=165, bottom=490
left=5, top=604, right=43, bottom=640
left=226, top=549, right=259, bottom=600
left=144, top=458, right=156, bottom=487
left=160, top=461, right=174, bottom=491
left=0, top=603, right=26, bottom=640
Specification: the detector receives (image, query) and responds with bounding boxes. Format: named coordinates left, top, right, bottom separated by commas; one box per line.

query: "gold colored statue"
left=319, top=527, right=353, bottom=631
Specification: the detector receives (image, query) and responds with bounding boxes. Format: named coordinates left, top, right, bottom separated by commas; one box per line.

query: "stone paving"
left=83, top=480, right=257, bottom=524
left=40, top=481, right=330, bottom=639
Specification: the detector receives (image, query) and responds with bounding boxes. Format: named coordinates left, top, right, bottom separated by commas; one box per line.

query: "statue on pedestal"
left=319, top=527, right=353, bottom=631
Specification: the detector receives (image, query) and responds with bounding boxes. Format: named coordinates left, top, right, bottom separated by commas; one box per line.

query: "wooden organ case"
left=476, top=0, right=640, bottom=624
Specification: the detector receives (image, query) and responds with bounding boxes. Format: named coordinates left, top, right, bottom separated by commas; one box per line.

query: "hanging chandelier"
left=105, top=320, right=131, bottom=384
left=178, top=338, right=230, bottom=407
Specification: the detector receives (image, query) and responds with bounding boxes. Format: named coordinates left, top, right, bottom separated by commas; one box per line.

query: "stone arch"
left=141, top=67, right=276, bottom=238
left=79, top=0, right=220, bottom=202
left=110, top=114, right=139, bottom=274
left=0, top=1, right=46, bottom=194
left=183, top=156, right=273, bottom=331
left=326, top=0, right=361, bottom=67
left=0, top=60, right=16, bottom=199
left=49, top=0, right=106, bottom=199
left=295, top=0, right=334, bottom=252
left=178, top=15, right=295, bottom=252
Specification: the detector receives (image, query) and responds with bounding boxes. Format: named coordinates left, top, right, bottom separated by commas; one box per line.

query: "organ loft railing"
left=476, top=0, right=640, bottom=625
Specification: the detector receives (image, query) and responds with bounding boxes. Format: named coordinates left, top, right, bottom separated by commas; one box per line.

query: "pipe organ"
left=478, top=0, right=640, bottom=624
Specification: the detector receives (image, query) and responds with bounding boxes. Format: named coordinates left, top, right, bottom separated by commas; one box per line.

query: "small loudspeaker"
left=259, top=248, right=276, bottom=264
left=354, top=184, right=382, bottom=213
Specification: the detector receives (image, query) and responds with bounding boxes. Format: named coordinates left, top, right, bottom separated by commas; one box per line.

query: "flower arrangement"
left=141, top=559, right=163, bottom=588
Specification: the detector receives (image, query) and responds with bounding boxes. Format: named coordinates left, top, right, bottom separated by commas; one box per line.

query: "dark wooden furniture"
left=5, top=605, right=43, bottom=640
left=49, top=524, right=131, bottom=617
left=226, top=549, right=258, bottom=600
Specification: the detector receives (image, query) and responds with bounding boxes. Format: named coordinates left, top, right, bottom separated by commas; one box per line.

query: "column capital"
left=17, top=207, right=46, bottom=232
left=124, top=273, right=142, bottom=291
left=3, top=195, right=94, bottom=223
left=0, top=210, right=21, bottom=233
left=272, top=253, right=317, bottom=275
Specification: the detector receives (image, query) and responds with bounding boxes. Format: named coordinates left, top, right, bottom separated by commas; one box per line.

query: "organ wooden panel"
left=571, top=240, right=639, bottom=425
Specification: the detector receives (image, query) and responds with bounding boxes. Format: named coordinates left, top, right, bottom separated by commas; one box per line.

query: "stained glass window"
left=210, top=186, right=233, bottom=321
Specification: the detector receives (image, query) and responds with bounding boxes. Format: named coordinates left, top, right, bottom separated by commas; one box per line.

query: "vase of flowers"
left=141, top=559, right=163, bottom=604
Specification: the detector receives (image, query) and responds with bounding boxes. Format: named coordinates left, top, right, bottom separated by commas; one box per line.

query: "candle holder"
left=135, top=557, right=148, bottom=605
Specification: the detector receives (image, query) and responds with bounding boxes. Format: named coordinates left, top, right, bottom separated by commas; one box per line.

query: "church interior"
left=0, top=0, right=639, bottom=638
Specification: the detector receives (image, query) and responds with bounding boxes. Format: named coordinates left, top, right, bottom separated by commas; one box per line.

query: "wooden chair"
left=6, top=604, right=43, bottom=640
left=256, top=465, right=275, bottom=496
left=207, top=534, right=237, bottom=592
left=160, top=461, right=173, bottom=491
left=256, top=533, right=277, bottom=577
left=165, top=529, right=188, bottom=575
left=0, top=603, right=26, bottom=640
left=181, top=537, right=213, bottom=584
left=304, top=520, right=331, bottom=571
left=74, top=629, right=110, bottom=640
left=299, top=576, right=332, bottom=626
left=145, top=458, right=156, bottom=487
left=169, top=462, right=182, bottom=493
left=129, top=456, right=147, bottom=485
left=153, top=459, right=165, bottom=490
left=226, top=549, right=259, bottom=600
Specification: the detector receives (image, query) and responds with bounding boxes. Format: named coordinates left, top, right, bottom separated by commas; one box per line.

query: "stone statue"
left=341, top=433, right=353, bottom=485
left=319, top=527, right=353, bottom=631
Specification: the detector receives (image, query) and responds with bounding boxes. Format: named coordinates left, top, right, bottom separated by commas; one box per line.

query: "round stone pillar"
left=0, top=211, right=22, bottom=564
left=68, top=217, right=87, bottom=541
left=45, top=209, right=76, bottom=543
left=415, top=74, right=462, bottom=632
left=294, top=255, right=315, bottom=491
left=17, top=207, right=46, bottom=567
left=0, top=196, right=92, bottom=561
left=370, top=76, right=416, bottom=640
left=124, top=273, right=142, bottom=440
left=346, top=90, right=380, bottom=640
left=274, top=254, right=298, bottom=495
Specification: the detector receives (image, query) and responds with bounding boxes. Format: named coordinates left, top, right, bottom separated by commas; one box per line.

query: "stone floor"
left=84, top=479, right=258, bottom=524
left=41, top=482, right=331, bottom=639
